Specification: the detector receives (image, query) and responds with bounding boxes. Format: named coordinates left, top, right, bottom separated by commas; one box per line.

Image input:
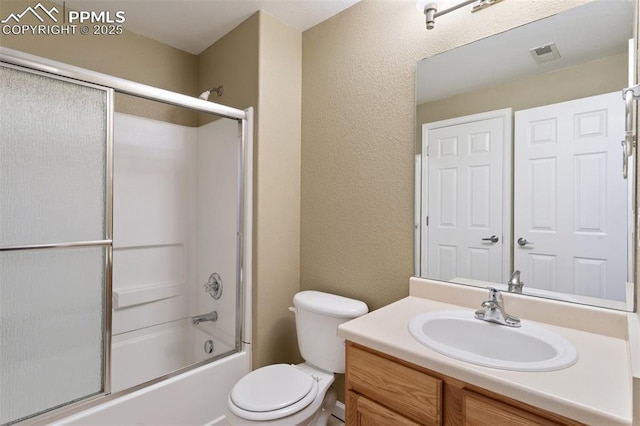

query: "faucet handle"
left=486, top=286, right=502, bottom=302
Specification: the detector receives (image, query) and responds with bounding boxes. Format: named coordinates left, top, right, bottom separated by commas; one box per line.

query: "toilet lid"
left=230, top=364, right=316, bottom=413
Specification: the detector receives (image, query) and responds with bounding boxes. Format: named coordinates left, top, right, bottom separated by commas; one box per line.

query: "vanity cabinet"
left=345, top=342, right=583, bottom=426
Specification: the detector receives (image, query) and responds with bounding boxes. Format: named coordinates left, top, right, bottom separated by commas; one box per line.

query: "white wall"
left=112, top=113, right=198, bottom=391
left=111, top=113, right=240, bottom=392
left=196, top=118, right=241, bottom=349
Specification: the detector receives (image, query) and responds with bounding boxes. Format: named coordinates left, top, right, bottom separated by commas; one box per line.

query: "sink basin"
left=408, top=310, right=578, bottom=371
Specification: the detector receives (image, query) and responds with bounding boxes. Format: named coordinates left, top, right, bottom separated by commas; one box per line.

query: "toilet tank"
left=292, top=291, right=368, bottom=374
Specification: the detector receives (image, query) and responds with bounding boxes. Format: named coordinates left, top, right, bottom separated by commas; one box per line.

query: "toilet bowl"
left=225, top=363, right=336, bottom=425
left=225, top=291, right=368, bottom=425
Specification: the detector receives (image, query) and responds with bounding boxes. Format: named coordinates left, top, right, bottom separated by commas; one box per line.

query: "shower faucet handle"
left=204, top=272, right=223, bottom=299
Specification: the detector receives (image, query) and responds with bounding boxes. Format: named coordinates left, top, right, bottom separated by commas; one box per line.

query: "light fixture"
left=416, top=0, right=504, bottom=30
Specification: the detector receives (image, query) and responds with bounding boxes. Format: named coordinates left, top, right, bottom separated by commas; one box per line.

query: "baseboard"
left=208, top=415, right=228, bottom=425
left=332, top=401, right=345, bottom=422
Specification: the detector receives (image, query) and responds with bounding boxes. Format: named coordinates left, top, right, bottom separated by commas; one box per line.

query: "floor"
left=218, top=414, right=344, bottom=425
left=328, top=415, right=345, bottom=425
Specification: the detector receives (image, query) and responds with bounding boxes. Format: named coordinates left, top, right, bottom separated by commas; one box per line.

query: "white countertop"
left=338, top=278, right=633, bottom=425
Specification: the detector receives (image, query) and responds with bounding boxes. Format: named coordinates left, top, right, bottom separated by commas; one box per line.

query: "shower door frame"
left=0, top=46, right=251, bottom=425
left=0, top=62, right=114, bottom=425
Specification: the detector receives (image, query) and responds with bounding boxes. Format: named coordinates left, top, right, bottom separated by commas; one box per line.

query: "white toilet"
left=226, top=291, right=368, bottom=425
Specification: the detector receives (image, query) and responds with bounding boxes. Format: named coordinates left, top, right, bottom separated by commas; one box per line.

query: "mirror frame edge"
left=633, top=0, right=639, bottom=314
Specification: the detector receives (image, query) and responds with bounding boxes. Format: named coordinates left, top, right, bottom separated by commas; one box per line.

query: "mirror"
left=415, top=0, right=636, bottom=311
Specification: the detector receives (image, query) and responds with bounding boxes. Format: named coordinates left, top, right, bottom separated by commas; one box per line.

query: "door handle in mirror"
left=622, top=140, right=630, bottom=180
left=517, top=237, right=533, bottom=246
left=622, top=85, right=638, bottom=179
left=482, top=235, right=499, bottom=243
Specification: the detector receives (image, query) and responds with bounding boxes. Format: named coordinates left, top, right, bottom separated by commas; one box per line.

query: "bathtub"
left=50, top=348, right=249, bottom=426
left=108, top=319, right=236, bottom=392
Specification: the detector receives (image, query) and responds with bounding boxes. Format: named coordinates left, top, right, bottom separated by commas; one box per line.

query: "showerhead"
left=198, top=85, right=224, bottom=100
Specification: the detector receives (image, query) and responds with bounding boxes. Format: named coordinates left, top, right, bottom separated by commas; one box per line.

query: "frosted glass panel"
left=0, top=65, right=108, bottom=246
left=0, top=247, right=105, bottom=425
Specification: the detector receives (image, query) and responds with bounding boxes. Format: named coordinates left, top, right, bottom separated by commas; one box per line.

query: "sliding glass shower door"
left=0, top=64, right=112, bottom=425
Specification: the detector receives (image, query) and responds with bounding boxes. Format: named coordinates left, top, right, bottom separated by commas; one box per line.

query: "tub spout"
left=192, top=311, right=218, bottom=325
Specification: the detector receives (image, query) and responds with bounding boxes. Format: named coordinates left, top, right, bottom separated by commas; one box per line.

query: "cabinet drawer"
left=463, top=390, right=568, bottom=426
left=347, top=344, right=442, bottom=425
left=349, top=391, right=421, bottom=426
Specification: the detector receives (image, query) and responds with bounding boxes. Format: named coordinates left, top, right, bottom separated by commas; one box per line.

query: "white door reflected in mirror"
left=514, top=92, right=628, bottom=302
left=422, top=109, right=510, bottom=284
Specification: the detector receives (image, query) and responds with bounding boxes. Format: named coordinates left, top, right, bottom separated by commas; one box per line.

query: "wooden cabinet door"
left=347, top=343, right=442, bottom=425
left=463, top=390, right=565, bottom=426
left=345, top=343, right=582, bottom=426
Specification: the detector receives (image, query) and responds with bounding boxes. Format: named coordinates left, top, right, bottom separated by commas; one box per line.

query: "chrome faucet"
left=192, top=311, right=218, bottom=325
left=507, top=270, right=524, bottom=294
left=474, top=287, right=521, bottom=327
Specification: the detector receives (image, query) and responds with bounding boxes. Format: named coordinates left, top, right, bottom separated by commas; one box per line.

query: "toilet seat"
left=228, top=364, right=319, bottom=421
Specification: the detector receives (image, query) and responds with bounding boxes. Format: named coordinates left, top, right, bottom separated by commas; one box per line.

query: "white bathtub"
left=50, top=349, right=249, bottom=426
left=110, top=319, right=236, bottom=393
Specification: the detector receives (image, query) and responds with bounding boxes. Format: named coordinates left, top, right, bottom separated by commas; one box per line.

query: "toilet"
left=226, top=291, right=368, bottom=425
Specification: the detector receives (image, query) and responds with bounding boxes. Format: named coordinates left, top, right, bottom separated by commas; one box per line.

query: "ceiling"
left=59, top=0, right=361, bottom=55
left=416, top=0, right=634, bottom=105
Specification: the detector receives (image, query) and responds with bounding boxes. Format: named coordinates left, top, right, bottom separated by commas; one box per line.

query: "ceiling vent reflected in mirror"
left=529, top=42, right=561, bottom=64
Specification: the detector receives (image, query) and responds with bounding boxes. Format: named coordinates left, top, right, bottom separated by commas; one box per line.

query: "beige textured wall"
left=197, top=14, right=259, bottom=126
left=301, top=0, right=590, bottom=400
left=416, top=53, right=627, bottom=148
left=301, top=0, right=589, bottom=309
left=0, top=1, right=198, bottom=126
left=200, top=11, right=302, bottom=369
left=254, top=12, right=302, bottom=368
left=418, top=53, right=627, bottom=124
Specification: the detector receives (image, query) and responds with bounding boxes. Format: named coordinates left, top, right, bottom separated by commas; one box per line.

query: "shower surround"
left=0, top=46, right=253, bottom=425
left=111, top=113, right=241, bottom=392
